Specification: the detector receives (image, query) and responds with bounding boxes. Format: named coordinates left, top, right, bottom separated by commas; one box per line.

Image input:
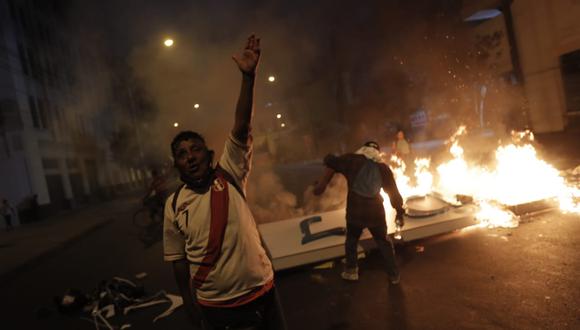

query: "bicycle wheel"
left=133, top=208, right=152, bottom=228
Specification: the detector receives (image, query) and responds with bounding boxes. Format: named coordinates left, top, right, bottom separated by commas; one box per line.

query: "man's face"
left=173, top=138, right=211, bottom=181
left=397, top=131, right=404, bottom=140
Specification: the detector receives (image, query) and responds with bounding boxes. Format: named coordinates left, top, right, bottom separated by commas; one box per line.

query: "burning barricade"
left=387, top=126, right=580, bottom=229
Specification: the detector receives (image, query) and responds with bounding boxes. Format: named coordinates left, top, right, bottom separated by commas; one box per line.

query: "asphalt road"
left=2, top=197, right=579, bottom=329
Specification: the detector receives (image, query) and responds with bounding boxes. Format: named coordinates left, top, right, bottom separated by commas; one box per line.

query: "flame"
left=475, top=201, right=519, bottom=228
left=384, top=126, right=580, bottom=229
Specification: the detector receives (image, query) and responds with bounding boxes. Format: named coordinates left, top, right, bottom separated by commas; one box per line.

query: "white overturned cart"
left=258, top=195, right=479, bottom=271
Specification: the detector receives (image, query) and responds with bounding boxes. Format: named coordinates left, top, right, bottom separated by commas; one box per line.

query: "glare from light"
left=280, top=122, right=286, bottom=128
left=173, top=122, right=179, bottom=127
left=194, top=103, right=200, bottom=109
left=268, top=75, right=276, bottom=82
left=164, top=39, right=174, bottom=47
left=276, top=113, right=282, bottom=119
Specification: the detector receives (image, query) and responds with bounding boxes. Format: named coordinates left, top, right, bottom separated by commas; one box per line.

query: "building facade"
left=463, top=0, right=580, bottom=133
left=0, top=0, right=141, bottom=224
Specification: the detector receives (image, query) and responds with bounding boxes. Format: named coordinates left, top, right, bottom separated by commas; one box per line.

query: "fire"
left=382, top=127, right=580, bottom=229
left=474, top=201, right=519, bottom=228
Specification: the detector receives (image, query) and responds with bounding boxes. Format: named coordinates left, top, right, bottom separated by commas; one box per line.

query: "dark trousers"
left=200, top=286, right=287, bottom=330
left=345, top=223, right=398, bottom=277
left=4, top=215, right=13, bottom=229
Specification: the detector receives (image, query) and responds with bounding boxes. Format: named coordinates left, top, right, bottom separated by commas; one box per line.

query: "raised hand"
left=232, top=34, right=261, bottom=75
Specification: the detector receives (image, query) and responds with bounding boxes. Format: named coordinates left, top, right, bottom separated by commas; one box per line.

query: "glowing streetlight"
left=173, top=122, right=179, bottom=127
left=276, top=113, right=282, bottom=119
left=194, top=103, right=200, bottom=109
left=268, top=75, right=276, bottom=82
left=280, top=122, right=286, bottom=128
left=164, top=38, right=174, bottom=47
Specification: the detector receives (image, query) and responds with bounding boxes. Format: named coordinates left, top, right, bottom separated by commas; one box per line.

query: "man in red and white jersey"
left=163, top=35, right=286, bottom=329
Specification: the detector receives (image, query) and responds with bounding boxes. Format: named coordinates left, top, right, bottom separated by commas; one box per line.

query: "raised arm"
left=231, top=35, right=261, bottom=143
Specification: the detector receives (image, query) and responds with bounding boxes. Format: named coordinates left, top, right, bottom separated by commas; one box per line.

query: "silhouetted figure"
left=314, top=141, right=405, bottom=284
left=1, top=199, right=16, bottom=231
left=30, top=194, right=39, bottom=221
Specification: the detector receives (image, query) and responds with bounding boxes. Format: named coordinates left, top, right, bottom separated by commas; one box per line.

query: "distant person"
left=163, top=35, right=286, bottom=329
left=392, top=129, right=412, bottom=173
left=30, top=194, right=39, bottom=221
left=1, top=199, right=16, bottom=231
left=313, top=141, right=405, bottom=284
left=143, top=168, right=169, bottom=219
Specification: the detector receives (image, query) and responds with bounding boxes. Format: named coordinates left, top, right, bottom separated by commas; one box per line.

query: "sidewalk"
left=0, top=196, right=137, bottom=284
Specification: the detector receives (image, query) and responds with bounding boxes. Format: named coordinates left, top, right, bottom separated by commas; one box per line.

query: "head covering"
left=363, top=141, right=380, bottom=151
left=355, top=141, right=383, bottom=163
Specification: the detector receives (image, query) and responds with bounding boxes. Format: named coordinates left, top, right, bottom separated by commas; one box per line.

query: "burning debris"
left=384, top=126, right=580, bottom=228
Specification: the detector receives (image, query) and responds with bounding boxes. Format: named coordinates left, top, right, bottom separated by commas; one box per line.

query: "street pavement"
left=1, top=194, right=579, bottom=329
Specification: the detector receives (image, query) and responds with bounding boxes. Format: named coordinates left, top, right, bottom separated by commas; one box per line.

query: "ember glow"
left=382, top=126, right=580, bottom=229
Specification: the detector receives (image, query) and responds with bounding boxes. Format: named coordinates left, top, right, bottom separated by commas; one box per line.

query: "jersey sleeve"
left=218, top=134, right=253, bottom=191
left=163, top=193, right=186, bottom=261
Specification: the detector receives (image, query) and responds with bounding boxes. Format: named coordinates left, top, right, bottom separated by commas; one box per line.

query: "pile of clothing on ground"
left=54, top=275, right=182, bottom=329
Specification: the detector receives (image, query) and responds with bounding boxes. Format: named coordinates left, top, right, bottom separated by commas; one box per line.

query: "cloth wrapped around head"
left=355, top=141, right=383, bottom=163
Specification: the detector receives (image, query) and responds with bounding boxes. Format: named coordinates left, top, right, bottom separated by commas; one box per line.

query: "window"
left=42, top=158, right=59, bottom=170
left=561, top=50, right=580, bottom=113
left=37, top=97, right=47, bottom=129
left=17, top=43, right=29, bottom=75
left=28, top=96, right=40, bottom=128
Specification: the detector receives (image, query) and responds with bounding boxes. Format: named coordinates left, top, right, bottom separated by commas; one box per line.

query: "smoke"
left=247, top=169, right=304, bottom=223
left=302, top=174, right=347, bottom=215
left=247, top=165, right=348, bottom=224
left=62, top=0, right=530, bottom=221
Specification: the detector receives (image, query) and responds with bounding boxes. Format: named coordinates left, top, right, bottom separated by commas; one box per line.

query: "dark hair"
left=170, top=131, right=206, bottom=157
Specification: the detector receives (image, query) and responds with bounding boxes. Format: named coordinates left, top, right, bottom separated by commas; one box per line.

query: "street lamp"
left=276, top=113, right=282, bottom=119
left=194, top=103, right=200, bottom=109
left=280, top=122, right=286, bottom=128
left=268, top=75, right=276, bottom=82
left=173, top=122, right=179, bottom=127
left=164, top=38, right=174, bottom=47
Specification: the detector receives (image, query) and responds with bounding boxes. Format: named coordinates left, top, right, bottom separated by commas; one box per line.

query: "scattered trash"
left=54, top=276, right=183, bottom=328
left=135, top=272, right=148, bottom=280
left=415, top=246, right=424, bottom=253
left=309, top=273, right=326, bottom=284
left=153, top=294, right=183, bottom=322
left=54, top=289, right=89, bottom=315
left=313, top=261, right=334, bottom=270
left=500, top=236, right=509, bottom=242
left=545, top=296, right=551, bottom=300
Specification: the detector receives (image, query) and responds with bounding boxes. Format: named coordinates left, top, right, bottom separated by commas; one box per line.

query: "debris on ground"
left=313, top=261, right=334, bottom=270
left=415, top=246, right=425, bottom=253
left=53, top=276, right=182, bottom=329
left=134, top=272, right=148, bottom=280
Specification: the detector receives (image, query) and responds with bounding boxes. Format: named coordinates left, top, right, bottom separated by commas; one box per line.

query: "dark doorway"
left=561, top=50, right=580, bottom=114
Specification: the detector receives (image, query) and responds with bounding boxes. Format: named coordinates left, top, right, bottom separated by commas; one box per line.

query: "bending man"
left=314, top=141, right=405, bottom=284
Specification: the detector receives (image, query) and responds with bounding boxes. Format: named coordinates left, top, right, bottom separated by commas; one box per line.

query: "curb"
left=0, top=218, right=115, bottom=287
